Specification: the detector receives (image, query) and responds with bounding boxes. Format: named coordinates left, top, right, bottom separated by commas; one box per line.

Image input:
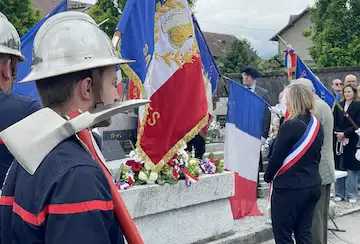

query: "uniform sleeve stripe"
left=0, top=197, right=113, bottom=226
left=0, top=196, right=14, bottom=205
left=0, top=138, right=3, bottom=144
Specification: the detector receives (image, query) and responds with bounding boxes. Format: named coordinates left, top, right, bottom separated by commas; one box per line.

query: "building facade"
left=270, top=8, right=314, bottom=67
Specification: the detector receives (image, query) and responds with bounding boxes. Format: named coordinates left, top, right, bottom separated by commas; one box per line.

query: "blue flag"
left=116, top=0, right=156, bottom=85
left=12, top=0, right=68, bottom=103
left=296, top=58, right=335, bottom=107
left=193, top=15, right=220, bottom=94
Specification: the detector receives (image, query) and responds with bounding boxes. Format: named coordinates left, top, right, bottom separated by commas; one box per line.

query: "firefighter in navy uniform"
left=0, top=12, right=137, bottom=244
left=0, top=12, right=41, bottom=184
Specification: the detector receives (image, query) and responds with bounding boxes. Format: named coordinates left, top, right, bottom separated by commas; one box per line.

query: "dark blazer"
left=333, top=100, right=360, bottom=171
left=264, top=112, right=324, bottom=189
left=255, top=86, right=271, bottom=138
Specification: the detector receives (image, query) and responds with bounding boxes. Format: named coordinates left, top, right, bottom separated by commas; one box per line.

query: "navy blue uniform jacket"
left=0, top=92, right=41, bottom=184
left=0, top=136, right=125, bottom=244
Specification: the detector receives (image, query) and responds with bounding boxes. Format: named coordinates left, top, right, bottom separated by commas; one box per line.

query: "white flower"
left=144, top=161, right=155, bottom=171
left=147, top=171, right=158, bottom=184
left=138, top=171, right=148, bottom=181
left=189, top=159, right=198, bottom=166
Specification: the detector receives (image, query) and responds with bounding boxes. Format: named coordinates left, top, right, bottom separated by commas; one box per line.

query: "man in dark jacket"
left=0, top=12, right=41, bottom=184
left=240, top=67, right=271, bottom=192
left=0, top=12, right=139, bottom=244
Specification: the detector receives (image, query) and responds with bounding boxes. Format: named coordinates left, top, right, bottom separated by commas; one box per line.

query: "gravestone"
left=213, top=97, right=228, bottom=128
left=102, top=140, right=126, bottom=161
left=98, top=113, right=138, bottom=160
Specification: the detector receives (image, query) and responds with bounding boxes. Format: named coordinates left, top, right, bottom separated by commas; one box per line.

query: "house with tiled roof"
left=32, top=0, right=94, bottom=17
left=270, top=7, right=314, bottom=66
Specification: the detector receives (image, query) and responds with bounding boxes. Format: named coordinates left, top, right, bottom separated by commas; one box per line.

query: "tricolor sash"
left=268, top=115, right=320, bottom=204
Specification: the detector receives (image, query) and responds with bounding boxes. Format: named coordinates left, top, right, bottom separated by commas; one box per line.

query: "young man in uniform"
left=0, top=12, right=138, bottom=243
left=0, top=12, right=42, bottom=184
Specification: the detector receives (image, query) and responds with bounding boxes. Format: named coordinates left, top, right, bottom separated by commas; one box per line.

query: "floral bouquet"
left=115, top=149, right=225, bottom=190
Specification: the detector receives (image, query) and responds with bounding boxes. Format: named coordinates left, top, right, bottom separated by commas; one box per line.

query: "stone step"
left=257, top=186, right=270, bottom=199
left=205, top=143, right=224, bottom=152
left=259, top=182, right=269, bottom=188
left=204, top=151, right=224, bottom=159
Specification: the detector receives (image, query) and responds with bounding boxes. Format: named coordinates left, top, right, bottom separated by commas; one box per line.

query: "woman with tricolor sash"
left=264, top=83, right=324, bottom=244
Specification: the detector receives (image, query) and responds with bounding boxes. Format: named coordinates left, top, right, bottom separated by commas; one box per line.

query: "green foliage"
left=89, top=0, right=197, bottom=38
left=0, top=0, right=41, bottom=36
left=310, top=0, right=360, bottom=67
left=258, top=54, right=284, bottom=72
left=219, top=38, right=260, bottom=74
left=214, top=159, right=224, bottom=173
left=88, top=0, right=125, bottom=38
left=302, top=29, right=312, bottom=38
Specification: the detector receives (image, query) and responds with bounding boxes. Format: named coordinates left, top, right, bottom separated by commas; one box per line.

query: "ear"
left=78, top=77, right=93, bottom=101
left=0, top=60, right=12, bottom=82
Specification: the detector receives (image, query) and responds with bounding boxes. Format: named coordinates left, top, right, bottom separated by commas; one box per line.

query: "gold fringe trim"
left=120, top=63, right=146, bottom=98
left=137, top=114, right=209, bottom=172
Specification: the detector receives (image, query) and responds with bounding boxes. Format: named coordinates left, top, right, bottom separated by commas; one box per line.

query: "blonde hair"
left=284, top=83, right=316, bottom=120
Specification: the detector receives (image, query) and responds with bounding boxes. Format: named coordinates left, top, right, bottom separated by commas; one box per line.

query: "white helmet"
left=0, top=12, right=25, bottom=61
left=20, top=11, right=132, bottom=83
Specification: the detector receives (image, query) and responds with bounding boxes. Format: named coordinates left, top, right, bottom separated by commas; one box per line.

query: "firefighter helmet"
left=20, top=11, right=132, bottom=83
left=0, top=12, right=25, bottom=61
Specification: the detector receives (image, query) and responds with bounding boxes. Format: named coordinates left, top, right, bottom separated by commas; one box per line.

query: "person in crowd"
left=264, top=82, right=323, bottom=244
left=344, top=74, right=358, bottom=87
left=292, top=78, right=336, bottom=244
left=0, top=12, right=140, bottom=243
left=331, top=79, right=342, bottom=101
left=334, top=84, right=360, bottom=204
left=0, top=12, right=42, bottom=184
left=240, top=67, right=271, bottom=195
left=186, top=133, right=206, bottom=159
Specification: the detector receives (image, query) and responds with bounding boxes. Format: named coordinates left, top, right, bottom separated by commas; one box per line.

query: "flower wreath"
left=115, top=150, right=225, bottom=189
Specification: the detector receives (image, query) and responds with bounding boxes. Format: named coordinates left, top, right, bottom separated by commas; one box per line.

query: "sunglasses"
left=335, top=83, right=342, bottom=86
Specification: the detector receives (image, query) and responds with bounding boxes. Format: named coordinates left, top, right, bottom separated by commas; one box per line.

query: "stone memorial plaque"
left=119, top=140, right=135, bottom=155
left=217, top=115, right=227, bottom=127
left=102, top=140, right=126, bottom=161
left=102, top=129, right=136, bottom=142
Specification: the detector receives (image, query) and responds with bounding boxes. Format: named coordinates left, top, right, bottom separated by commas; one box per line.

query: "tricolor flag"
left=193, top=15, right=220, bottom=136
left=117, top=0, right=208, bottom=169
left=225, top=80, right=264, bottom=219
left=12, top=0, right=68, bottom=103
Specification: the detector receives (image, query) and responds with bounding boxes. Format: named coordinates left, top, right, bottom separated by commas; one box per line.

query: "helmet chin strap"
left=91, top=68, right=111, bottom=128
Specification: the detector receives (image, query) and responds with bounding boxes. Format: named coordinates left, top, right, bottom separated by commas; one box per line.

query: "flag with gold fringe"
left=116, top=0, right=208, bottom=170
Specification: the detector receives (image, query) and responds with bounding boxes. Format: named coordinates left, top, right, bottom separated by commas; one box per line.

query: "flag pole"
left=279, top=37, right=358, bottom=128
left=222, top=76, right=273, bottom=109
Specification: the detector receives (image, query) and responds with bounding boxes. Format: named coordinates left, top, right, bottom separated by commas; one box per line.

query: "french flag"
left=225, top=80, right=264, bottom=219
left=117, top=0, right=208, bottom=168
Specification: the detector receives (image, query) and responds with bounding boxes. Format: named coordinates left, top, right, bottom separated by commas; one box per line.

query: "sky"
left=194, top=0, right=316, bottom=59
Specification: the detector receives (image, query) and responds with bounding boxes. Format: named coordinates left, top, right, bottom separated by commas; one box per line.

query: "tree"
left=309, top=0, right=360, bottom=67
left=89, top=0, right=197, bottom=38
left=0, top=0, right=41, bottom=36
left=219, top=39, right=260, bottom=74
left=88, top=0, right=125, bottom=38
left=258, top=54, right=284, bottom=72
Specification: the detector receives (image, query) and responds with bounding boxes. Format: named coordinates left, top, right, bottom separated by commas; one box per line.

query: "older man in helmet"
left=0, top=12, right=139, bottom=244
left=0, top=13, right=41, bottom=184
